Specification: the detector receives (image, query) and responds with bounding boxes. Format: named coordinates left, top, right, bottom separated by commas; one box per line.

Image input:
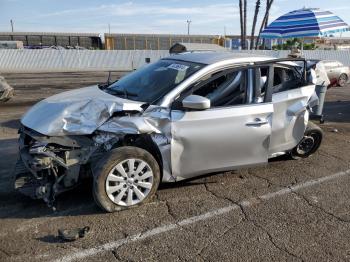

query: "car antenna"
left=107, top=71, right=112, bottom=85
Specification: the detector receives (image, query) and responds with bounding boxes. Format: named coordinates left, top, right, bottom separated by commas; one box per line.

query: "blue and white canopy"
left=261, top=8, right=349, bottom=39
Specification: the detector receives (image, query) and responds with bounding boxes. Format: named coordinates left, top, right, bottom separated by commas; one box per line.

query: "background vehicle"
left=0, top=76, right=14, bottom=102
left=14, top=52, right=323, bottom=212
left=322, top=60, right=350, bottom=87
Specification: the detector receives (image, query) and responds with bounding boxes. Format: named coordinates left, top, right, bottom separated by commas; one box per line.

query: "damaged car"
left=14, top=52, right=323, bottom=212
left=0, top=76, right=14, bottom=102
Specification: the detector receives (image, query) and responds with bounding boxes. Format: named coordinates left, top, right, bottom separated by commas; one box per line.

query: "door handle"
left=246, top=118, right=269, bottom=127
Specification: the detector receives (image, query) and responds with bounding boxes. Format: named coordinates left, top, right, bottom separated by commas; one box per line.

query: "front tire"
left=93, top=146, right=160, bottom=212
left=290, top=122, right=323, bottom=160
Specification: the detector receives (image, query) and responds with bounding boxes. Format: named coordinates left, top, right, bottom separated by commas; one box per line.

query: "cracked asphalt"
left=1, top=72, right=350, bottom=262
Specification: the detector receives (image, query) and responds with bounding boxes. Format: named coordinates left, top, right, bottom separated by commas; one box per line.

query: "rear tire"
left=338, top=73, right=348, bottom=87
left=93, top=146, right=160, bottom=212
left=290, top=122, right=323, bottom=160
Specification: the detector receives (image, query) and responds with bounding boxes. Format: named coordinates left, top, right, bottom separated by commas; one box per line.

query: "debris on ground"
left=58, top=226, right=90, bottom=242
left=0, top=76, right=14, bottom=102
left=331, top=128, right=339, bottom=133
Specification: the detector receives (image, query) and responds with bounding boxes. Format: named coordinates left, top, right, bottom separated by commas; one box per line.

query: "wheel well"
left=121, top=134, right=164, bottom=179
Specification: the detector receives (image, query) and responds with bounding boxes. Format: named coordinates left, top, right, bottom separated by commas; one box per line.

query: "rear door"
left=268, top=63, right=315, bottom=155
left=170, top=68, right=273, bottom=180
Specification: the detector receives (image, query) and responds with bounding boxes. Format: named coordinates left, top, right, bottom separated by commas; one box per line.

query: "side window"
left=272, top=66, right=301, bottom=94
left=193, top=69, right=247, bottom=107
left=171, top=69, right=247, bottom=110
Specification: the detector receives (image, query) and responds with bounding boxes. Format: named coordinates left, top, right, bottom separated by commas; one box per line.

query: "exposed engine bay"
left=15, top=125, right=166, bottom=207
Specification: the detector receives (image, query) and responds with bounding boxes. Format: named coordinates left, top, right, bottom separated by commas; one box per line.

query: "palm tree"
left=239, top=0, right=245, bottom=49
left=255, top=0, right=274, bottom=49
left=262, top=0, right=270, bottom=49
left=250, top=0, right=261, bottom=50
left=243, top=0, right=248, bottom=49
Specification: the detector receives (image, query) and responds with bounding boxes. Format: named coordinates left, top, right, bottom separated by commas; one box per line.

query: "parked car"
left=322, top=60, right=350, bottom=87
left=14, top=52, right=323, bottom=212
left=0, top=76, right=14, bottom=102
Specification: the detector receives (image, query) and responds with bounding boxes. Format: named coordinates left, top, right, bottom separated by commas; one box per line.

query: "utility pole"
left=108, top=23, right=111, bottom=35
left=224, top=26, right=227, bottom=48
left=186, top=20, right=191, bottom=35
left=10, top=19, right=14, bottom=32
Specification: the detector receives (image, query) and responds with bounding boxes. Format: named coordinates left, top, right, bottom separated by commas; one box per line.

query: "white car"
left=322, top=60, right=350, bottom=87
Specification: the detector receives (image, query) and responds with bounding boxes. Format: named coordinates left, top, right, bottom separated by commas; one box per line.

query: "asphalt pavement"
left=0, top=72, right=350, bottom=262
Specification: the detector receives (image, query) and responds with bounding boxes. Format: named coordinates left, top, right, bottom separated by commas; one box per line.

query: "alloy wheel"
left=105, top=158, right=154, bottom=206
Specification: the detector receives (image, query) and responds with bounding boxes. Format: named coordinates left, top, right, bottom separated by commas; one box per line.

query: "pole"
left=108, top=23, right=111, bottom=35
left=10, top=19, right=14, bottom=32
left=186, top=20, right=191, bottom=35
left=223, top=26, right=227, bottom=48
left=301, top=37, right=304, bottom=54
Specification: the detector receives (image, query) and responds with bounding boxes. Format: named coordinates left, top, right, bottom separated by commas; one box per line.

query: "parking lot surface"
left=0, top=72, right=350, bottom=262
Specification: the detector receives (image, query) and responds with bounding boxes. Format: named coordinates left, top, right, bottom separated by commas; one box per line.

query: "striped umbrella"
left=261, top=8, right=349, bottom=39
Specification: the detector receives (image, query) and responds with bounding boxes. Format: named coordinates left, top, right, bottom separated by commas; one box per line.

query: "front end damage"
left=14, top=85, right=174, bottom=207
left=14, top=125, right=172, bottom=207
left=15, top=127, right=104, bottom=206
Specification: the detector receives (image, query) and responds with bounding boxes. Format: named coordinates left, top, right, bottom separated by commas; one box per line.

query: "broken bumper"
left=14, top=127, right=96, bottom=205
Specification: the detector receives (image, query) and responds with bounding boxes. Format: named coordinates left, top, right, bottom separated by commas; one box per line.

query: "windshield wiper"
left=108, top=88, right=137, bottom=99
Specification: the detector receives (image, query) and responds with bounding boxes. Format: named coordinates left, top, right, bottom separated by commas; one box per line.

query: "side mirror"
left=182, top=95, right=210, bottom=110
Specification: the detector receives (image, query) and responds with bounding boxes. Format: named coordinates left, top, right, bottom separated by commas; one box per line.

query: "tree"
left=272, top=38, right=316, bottom=50
left=239, top=0, right=245, bottom=49
left=261, top=0, right=270, bottom=49
left=243, top=0, right=247, bottom=49
left=255, top=0, right=274, bottom=49
left=250, top=0, right=261, bottom=50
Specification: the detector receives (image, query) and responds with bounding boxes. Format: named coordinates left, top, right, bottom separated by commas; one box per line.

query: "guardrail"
left=1, top=49, right=350, bottom=73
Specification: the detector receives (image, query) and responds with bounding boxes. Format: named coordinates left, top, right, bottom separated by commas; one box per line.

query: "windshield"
left=107, top=59, right=204, bottom=104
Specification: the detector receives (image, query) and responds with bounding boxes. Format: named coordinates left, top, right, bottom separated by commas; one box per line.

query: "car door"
left=324, top=61, right=338, bottom=82
left=268, top=64, right=315, bottom=155
left=169, top=68, right=273, bottom=180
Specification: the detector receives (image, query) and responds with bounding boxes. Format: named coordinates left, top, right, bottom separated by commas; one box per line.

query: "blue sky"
left=0, top=0, right=350, bottom=36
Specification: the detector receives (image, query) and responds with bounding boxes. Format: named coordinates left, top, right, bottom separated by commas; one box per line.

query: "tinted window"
left=107, top=59, right=204, bottom=104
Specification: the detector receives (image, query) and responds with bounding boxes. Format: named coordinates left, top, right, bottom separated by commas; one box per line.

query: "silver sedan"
left=14, top=52, right=323, bottom=212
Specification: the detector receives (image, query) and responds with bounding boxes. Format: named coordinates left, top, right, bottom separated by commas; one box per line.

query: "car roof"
left=163, top=51, right=274, bottom=65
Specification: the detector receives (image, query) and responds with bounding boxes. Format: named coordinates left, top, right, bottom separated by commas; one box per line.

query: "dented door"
left=170, top=103, right=273, bottom=180
left=269, top=84, right=316, bottom=155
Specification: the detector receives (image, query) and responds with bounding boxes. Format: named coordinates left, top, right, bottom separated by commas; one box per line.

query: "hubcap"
left=339, top=75, right=347, bottom=86
left=296, top=136, right=315, bottom=155
left=105, top=158, right=154, bottom=206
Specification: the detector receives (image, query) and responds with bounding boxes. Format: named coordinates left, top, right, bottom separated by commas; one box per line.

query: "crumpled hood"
left=21, top=85, right=145, bottom=136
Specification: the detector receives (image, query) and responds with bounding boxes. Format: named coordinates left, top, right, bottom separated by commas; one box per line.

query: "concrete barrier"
left=0, top=49, right=169, bottom=73
left=1, top=49, right=350, bottom=73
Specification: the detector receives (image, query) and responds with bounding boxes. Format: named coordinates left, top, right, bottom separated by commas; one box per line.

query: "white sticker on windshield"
left=167, top=63, right=189, bottom=71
